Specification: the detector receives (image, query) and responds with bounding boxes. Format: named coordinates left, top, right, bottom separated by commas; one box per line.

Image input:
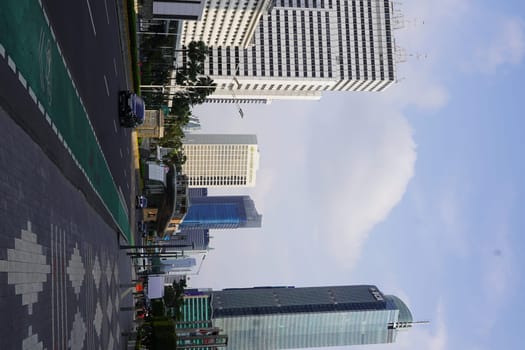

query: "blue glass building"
left=181, top=195, right=262, bottom=230
left=209, top=285, right=413, bottom=349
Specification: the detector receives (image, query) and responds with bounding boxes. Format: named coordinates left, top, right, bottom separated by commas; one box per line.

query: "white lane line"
left=43, top=8, right=49, bottom=25
left=113, top=119, right=118, bottom=133
left=28, top=87, right=37, bottom=104
left=118, top=186, right=129, bottom=215
left=86, top=0, right=97, bottom=36
left=123, top=169, right=127, bottom=177
left=113, top=58, right=118, bottom=76
left=0, top=43, right=5, bottom=58
left=37, top=101, right=45, bottom=115
left=7, top=55, right=16, bottom=72
left=104, top=0, right=110, bottom=24
left=119, top=148, right=123, bottom=158
left=18, top=72, right=27, bottom=89
left=104, top=75, right=109, bottom=96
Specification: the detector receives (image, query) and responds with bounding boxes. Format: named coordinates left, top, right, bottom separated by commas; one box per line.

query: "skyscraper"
left=180, top=0, right=274, bottom=48
left=167, top=228, right=210, bottom=250
left=181, top=195, right=262, bottom=230
left=198, top=0, right=397, bottom=103
left=181, top=134, right=260, bottom=188
left=209, top=285, right=413, bottom=349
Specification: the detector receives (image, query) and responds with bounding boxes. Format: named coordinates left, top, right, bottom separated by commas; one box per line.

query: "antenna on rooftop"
left=389, top=320, right=430, bottom=330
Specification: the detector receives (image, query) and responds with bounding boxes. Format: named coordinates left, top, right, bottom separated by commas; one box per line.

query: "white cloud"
left=307, top=96, right=416, bottom=269
left=473, top=17, right=525, bottom=72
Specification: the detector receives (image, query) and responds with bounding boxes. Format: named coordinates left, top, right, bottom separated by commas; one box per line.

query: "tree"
left=187, top=40, right=209, bottom=63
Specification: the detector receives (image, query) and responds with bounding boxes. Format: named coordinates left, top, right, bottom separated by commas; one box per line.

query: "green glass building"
left=210, top=285, right=412, bottom=349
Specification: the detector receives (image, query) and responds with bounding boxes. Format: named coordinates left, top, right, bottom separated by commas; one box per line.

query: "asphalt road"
left=42, top=0, right=134, bottom=199
left=0, top=0, right=138, bottom=240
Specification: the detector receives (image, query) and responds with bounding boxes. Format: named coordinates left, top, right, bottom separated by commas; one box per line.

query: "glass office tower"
left=210, top=285, right=412, bottom=349
left=180, top=195, right=262, bottom=230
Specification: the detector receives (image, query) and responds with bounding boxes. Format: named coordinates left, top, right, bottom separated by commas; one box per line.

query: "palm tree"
left=187, top=41, right=209, bottom=63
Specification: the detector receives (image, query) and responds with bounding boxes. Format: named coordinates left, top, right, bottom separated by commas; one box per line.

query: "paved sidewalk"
left=0, top=104, right=136, bottom=349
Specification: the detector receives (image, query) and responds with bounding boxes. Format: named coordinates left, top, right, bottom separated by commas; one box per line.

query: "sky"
left=187, top=1, right=525, bottom=349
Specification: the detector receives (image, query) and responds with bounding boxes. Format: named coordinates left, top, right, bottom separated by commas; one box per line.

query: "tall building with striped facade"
left=180, top=0, right=274, bottom=48
left=199, top=0, right=397, bottom=103
left=210, top=285, right=414, bottom=349
left=181, top=134, right=259, bottom=188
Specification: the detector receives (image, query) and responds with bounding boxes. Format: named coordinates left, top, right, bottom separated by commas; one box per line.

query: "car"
left=136, top=195, right=148, bottom=208
left=119, top=90, right=145, bottom=127
left=138, top=221, right=148, bottom=237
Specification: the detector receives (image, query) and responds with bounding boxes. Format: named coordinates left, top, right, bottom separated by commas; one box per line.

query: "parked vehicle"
left=138, top=221, right=148, bottom=237
left=119, top=90, right=145, bottom=127
left=136, top=195, right=148, bottom=208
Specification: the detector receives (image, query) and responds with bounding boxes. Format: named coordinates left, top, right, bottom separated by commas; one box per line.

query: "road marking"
left=104, top=0, right=110, bottom=24
left=18, top=72, right=27, bottom=89
left=86, top=0, right=97, bottom=36
left=37, top=101, right=44, bottom=115
left=113, top=119, right=118, bottom=133
left=0, top=43, right=5, bottom=58
left=113, top=58, right=118, bottom=76
left=28, top=87, right=37, bottom=103
left=43, top=8, right=49, bottom=25
left=103, top=75, right=109, bottom=96
left=120, top=148, right=123, bottom=158
left=121, top=287, right=134, bottom=299
left=7, top=55, right=16, bottom=72
left=118, top=187, right=129, bottom=215
left=124, top=169, right=127, bottom=177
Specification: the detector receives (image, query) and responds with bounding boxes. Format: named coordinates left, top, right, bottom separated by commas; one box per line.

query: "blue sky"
left=188, top=0, right=525, bottom=349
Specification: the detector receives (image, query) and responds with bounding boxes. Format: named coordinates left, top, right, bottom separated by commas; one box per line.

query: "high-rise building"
left=176, top=292, right=229, bottom=349
left=182, top=134, right=259, bottom=188
left=198, top=0, right=397, bottom=103
left=168, top=228, right=210, bottom=250
left=151, top=0, right=206, bottom=21
left=209, top=285, right=413, bottom=349
left=181, top=0, right=274, bottom=48
left=181, top=195, right=262, bottom=230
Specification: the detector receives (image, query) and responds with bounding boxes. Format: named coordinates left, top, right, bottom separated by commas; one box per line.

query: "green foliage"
left=151, top=299, right=166, bottom=317
left=139, top=317, right=177, bottom=350
left=163, top=279, right=187, bottom=320
left=126, top=0, right=140, bottom=93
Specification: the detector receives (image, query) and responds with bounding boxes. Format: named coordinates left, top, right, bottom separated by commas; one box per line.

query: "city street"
left=0, top=0, right=139, bottom=348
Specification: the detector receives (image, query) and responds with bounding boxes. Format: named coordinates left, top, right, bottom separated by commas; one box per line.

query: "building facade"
left=169, top=228, right=210, bottom=250
left=181, top=195, right=262, bottom=230
left=210, top=285, right=412, bottom=349
left=180, top=0, right=274, bottom=48
left=199, top=0, right=397, bottom=103
left=181, top=134, right=259, bottom=188
left=151, top=0, right=206, bottom=21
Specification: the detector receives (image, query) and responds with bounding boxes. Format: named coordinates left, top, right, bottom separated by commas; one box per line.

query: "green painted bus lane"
left=0, top=0, right=133, bottom=243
